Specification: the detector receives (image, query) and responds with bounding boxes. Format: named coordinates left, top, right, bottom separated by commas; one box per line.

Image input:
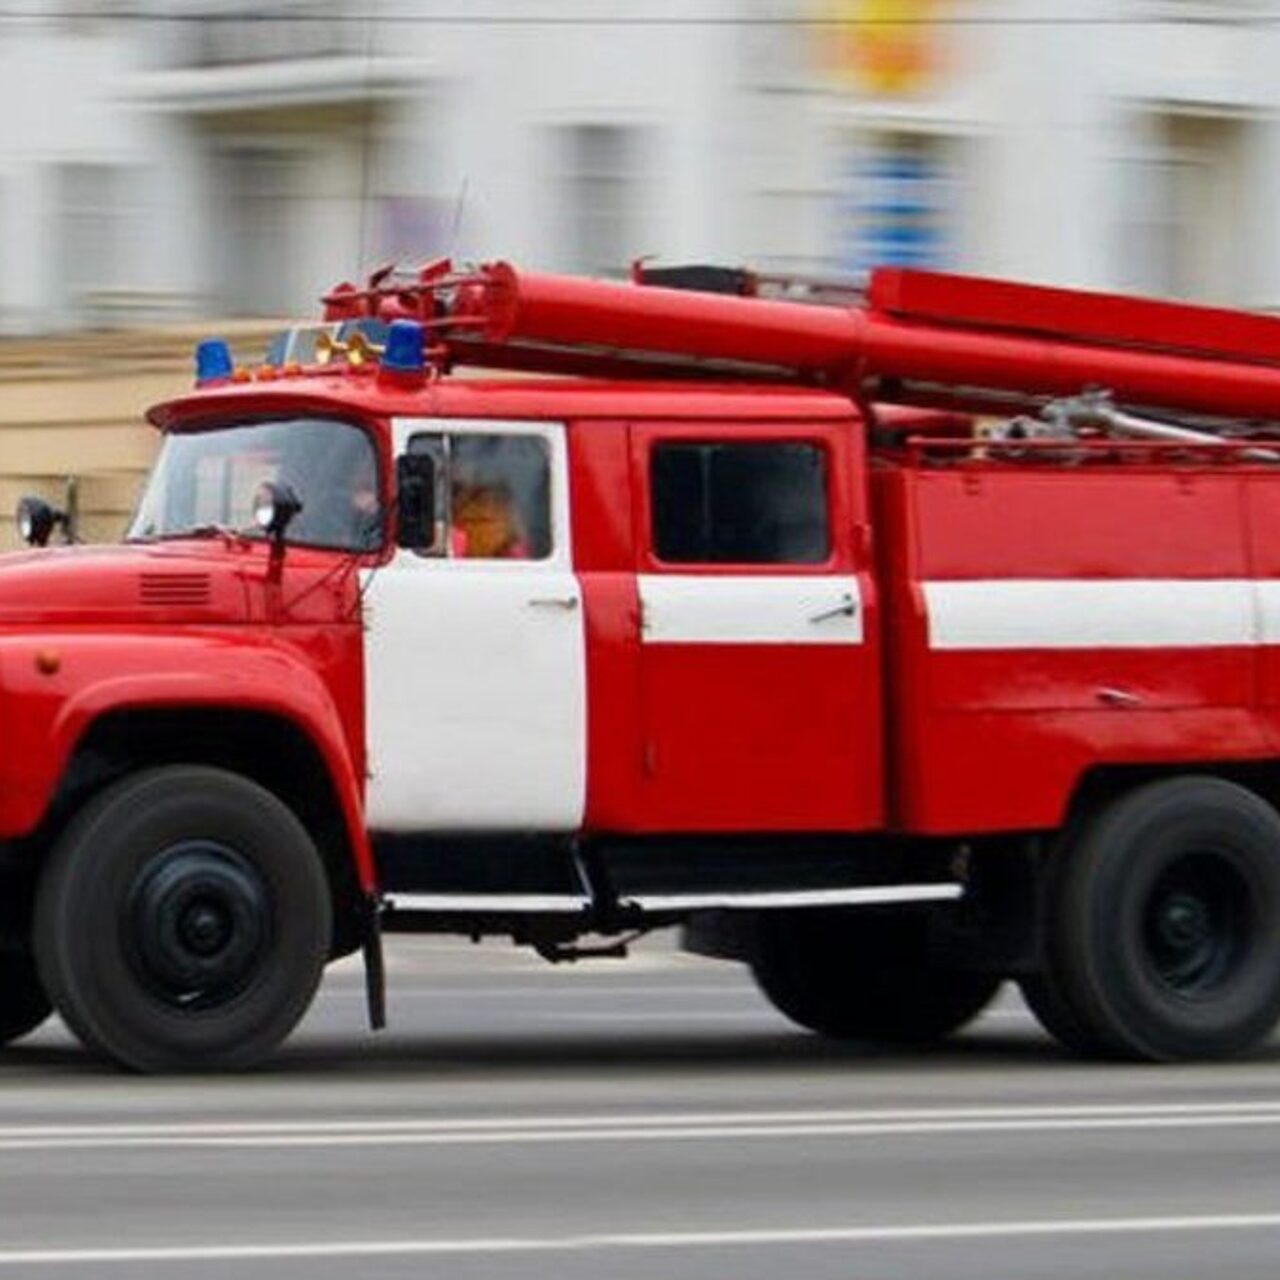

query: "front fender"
left=0, top=631, right=372, bottom=889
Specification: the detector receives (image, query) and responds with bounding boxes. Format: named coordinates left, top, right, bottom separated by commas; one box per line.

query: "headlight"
left=15, top=497, right=57, bottom=548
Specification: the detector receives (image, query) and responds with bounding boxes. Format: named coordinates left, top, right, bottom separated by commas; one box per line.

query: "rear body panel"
left=877, top=461, right=1275, bottom=834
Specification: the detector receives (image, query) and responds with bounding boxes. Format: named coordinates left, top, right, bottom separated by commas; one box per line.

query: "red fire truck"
left=4, top=258, right=1280, bottom=1072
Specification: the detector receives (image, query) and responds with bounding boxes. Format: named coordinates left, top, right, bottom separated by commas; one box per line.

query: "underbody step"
left=381, top=882, right=961, bottom=916
left=620, top=883, right=962, bottom=911
left=383, top=893, right=589, bottom=914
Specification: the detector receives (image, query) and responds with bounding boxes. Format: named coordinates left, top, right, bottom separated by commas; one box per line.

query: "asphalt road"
left=2, top=935, right=1280, bottom=1278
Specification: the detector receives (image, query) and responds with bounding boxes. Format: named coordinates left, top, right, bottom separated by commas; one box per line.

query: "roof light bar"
left=380, top=319, right=426, bottom=375
left=194, top=338, right=234, bottom=385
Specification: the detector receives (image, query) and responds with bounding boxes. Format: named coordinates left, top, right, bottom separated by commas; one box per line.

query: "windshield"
left=129, top=417, right=381, bottom=552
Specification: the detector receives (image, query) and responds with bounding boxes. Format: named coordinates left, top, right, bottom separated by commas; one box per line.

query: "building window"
left=1115, top=114, right=1249, bottom=303
left=177, top=1, right=357, bottom=69
left=56, top=163, right=140, bottom=328
left=556, top=124, right=641, bottom=277
left=213, top=146, right=306, bottom=318
left=650, top=441, right=830, bottom=565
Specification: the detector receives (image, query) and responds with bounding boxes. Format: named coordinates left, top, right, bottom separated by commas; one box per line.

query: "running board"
left=622, top=884, right=962, bottom=912
left=383, top=883, right=960, bottom=916
left=384, top=893, right=590, bottom=914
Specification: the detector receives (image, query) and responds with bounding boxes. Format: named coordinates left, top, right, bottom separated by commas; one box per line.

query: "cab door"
left=631, top=420, right=882, bottom=832
left=362, top=418, right=586, bottom=832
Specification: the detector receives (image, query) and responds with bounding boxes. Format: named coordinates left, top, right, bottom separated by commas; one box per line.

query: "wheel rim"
left=127, top=842, right=273, bottom=1011
left=1141, top=852, right=1254, bottom=999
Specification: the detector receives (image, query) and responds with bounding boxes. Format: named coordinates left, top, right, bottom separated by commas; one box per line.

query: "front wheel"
left=0, top=951, right=51, bottom=1045
left=35, top=766, right=332, bottom=1073
left=751, top=908, right=999, bottom=1044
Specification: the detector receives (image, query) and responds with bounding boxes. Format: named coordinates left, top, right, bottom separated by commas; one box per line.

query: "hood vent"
left=139, top=572, right=212, bottom=607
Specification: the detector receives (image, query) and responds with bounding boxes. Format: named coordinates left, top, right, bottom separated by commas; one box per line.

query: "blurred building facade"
left=9, top=0, right=1280, bottom=330
left=767, top=0, right=1280, bottom=308
left=0, top=0, right=1279, bottom=541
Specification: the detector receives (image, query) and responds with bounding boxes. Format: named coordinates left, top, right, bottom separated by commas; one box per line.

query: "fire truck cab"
left=4, top=260, right=1280, bottom=1071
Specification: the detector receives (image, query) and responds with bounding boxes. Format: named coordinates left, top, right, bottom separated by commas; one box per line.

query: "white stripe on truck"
left=638, top=575, right=864, bottom=645
left=923, top=579, right=1259, bottom=651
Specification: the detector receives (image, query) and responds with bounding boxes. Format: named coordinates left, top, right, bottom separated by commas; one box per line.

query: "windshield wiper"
left=156, top=524, right=256, bottom=546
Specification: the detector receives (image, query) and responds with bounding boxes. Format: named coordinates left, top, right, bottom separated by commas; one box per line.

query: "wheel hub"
left=129, top=843, right=272, bottom=1010
left=1156, top=893, right=1211, bottom=950
left=179, top=899, right=233, bottom=956
left=1142, top=853, right=1251, bottom=997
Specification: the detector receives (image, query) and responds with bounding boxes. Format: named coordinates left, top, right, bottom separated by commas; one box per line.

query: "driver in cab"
left=450, top=480, right=531, bottom=560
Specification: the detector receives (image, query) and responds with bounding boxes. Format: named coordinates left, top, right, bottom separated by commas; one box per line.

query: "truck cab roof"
left=148, top=374, right=859, bottom=433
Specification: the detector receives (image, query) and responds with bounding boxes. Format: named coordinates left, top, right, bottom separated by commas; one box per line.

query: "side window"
left=651, top=441, right=829, bottom=564
left=404, top=432, right=552, bottom=560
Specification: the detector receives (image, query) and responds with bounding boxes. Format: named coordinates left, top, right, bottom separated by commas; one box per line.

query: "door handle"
left=528, top=595, right=579, bottom=611
left=1096, top=686, right=1143, bottom=708
left=809, top=594, right=858, bottom=624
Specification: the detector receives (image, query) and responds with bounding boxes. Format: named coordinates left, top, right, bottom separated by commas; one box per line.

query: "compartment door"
left=631, top=421, right=882, bottom=832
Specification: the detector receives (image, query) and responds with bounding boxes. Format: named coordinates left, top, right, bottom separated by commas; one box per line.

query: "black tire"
left=0, top=952, right=51, bottom=1045
left=1019, top=828, right=1112, bottom=1057
left=1018, top=971, right=1107, bottom=1056
left=35, top=766, right=332, bottom=1073
left=751, top=907, right=1000, bottom=1044
left=1046, top=777, right=1280, bottom=1062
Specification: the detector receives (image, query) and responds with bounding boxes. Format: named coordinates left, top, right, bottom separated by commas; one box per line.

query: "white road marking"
left=5, top=1212, right=1280, bottom=1265
left=3, top=1101, right=1280, bottom=1151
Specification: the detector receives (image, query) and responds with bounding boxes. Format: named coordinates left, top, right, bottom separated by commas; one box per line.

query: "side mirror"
left=253, top=481, right=303, bottom=541
left=16, top=496, right=68, bottom=548
left=396, top=453, right=436, bottom=550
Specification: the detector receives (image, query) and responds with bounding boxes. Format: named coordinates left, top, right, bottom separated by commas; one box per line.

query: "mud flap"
left=363, top=896, right=387, bottom=1031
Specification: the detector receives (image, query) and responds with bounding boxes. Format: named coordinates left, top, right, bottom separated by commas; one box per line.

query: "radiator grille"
left=138, top=572, right=212, bottom=607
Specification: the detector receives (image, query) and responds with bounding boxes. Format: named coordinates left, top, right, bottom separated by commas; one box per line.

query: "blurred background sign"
left=840, top=138, right=952, bottom=273
left=819, top=0, right=944, bottom=97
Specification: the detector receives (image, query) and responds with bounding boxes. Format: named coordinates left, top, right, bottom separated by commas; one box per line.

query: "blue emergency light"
left=381, top=319, right=425, bottom=374
left=195, top=338, right=234, bottom=384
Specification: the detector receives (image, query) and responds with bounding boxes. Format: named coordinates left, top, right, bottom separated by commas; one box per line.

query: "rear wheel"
left=751, top=907, right=1000, bottom=1044
left=1019, top=970, right=1107, bottom=1056
left=35, top=766, right=332, bottom=1072
left=1019, top=829, right=1111, bottom=1056
left=0, top=952, right=50, bottom=1045
left=1041, top=777, right=1280, bottom=1061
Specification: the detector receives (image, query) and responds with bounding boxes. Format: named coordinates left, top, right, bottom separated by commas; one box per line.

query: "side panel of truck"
left=571, top=419, right=646, bottom=832
left=878, top=463, right=1272, bottom=834
left=598, top=416, right=883, bottom=833
left=1246, top=477, right=1280, bottom=737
